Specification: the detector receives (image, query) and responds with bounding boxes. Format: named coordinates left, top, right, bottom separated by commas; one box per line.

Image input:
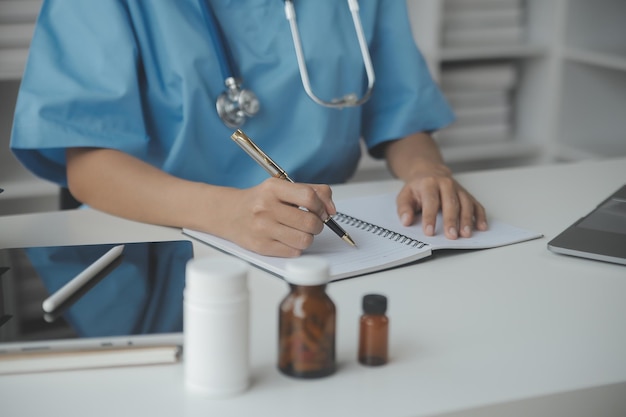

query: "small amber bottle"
left=278, top=257, right=336, bottom=379
left=358, top=294, right=389, bottom=366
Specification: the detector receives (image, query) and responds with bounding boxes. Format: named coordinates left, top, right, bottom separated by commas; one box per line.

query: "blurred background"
left=2, top=0, right=625, bottom=215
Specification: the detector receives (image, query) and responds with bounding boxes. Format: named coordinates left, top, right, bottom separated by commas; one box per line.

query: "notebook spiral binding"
left=334, top=213, right=428, bottom=248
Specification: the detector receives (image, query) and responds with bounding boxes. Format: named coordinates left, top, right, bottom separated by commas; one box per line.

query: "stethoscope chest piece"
left=216, top=77, right=260, bottom=129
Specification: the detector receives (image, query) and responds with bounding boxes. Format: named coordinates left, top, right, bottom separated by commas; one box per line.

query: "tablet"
left=0, top=240, right=193, bottom=354
left=547, top=184, right=626, bottom=265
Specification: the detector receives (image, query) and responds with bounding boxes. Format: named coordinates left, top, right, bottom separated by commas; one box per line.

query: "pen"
left=230, top=129, right=357, bottom=247
left=42, top=244, right=125, bottom=313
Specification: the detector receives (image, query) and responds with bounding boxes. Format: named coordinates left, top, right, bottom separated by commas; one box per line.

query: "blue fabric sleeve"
left=10, top=0, right=148, bottom=186
left=362, top=0, right=455, bottom=157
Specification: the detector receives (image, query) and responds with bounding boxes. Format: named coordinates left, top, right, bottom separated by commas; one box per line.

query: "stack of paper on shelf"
left=0, top=1, right=41, bottom=76
left=0, top=24, right=35, bottom=48
left=442, top=0, right=525, bottom=48
left=438, top=63, right=517, bottom=146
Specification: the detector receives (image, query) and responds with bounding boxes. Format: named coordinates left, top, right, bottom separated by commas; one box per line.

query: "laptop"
left=0, top=240, right=193, bottom=355
left=547, top=184, right=626, bottom=265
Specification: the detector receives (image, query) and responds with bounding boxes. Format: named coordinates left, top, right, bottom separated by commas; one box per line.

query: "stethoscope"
left=200, top=0, right=376, bottom=128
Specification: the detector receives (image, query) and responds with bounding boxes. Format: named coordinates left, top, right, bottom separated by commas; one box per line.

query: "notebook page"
left=183, top=220, right=432, bottom=281
left=303, top=223, right=431, bottom=279
left=336, top=193, right=542, bottom=250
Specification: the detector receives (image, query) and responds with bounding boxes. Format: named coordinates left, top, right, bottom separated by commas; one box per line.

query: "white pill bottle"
left=184, top=257, right=250, bottom=397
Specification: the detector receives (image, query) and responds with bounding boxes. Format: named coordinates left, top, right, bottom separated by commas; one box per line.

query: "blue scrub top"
left=10, top=0, right=454, bottom=188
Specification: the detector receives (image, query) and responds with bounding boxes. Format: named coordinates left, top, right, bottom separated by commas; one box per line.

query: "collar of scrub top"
left=283, top=0, right=376, bottom=108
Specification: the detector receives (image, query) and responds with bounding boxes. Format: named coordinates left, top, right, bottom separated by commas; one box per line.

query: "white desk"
left=1, top=158, right=626, bottom=417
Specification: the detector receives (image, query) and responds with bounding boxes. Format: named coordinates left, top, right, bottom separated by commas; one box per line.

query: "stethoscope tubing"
left=199, top=0, right=235, bottom=80
left=202, top=0, right=377, bottom=127
left=284, top=0, right=375, bottom=108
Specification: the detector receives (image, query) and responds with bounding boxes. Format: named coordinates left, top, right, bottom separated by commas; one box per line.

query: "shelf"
left=350, top=141, right=543, bottom=181
left=0, top=179, right=59, bottom=215
left=0, top=48, right=27, bottom=80
left=565, top=0, right=626, bottom=58
left=439, top=43, right=547, bottom=62
left=0, top=23, right=34, bottom=49
left=554, top=143, right=626, bottom=162
left=0, top=0, right=42, bottom=23
left=440, top=141, right=542, bottom=164
left=0, top=78, right=58, bottom=215
left=559, top=61, right=626, bottom=158
left=0, top=0, right=40, bottom=81
left=564, top=47, right=626, bottom=73
left=0, top=178, right=57, bottom=199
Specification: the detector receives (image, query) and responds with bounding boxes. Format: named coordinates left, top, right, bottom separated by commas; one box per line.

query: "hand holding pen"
left=230, top=129, right=357, bottom=249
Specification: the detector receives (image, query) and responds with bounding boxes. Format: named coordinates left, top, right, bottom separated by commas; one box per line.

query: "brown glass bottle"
left=358, top=294, right=388, bottom=366
left=278, top=257, right=336, bottom=379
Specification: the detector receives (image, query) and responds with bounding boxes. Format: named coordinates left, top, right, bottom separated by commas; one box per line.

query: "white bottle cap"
left=284, top=256, right=330, bottom=286
left=185, top=257, right=248, bottom=302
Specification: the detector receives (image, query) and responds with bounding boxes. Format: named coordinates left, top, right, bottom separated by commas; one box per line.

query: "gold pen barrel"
left=229, top=129, right=356, bottom=247
left=231, top=129, right=293, bottom=182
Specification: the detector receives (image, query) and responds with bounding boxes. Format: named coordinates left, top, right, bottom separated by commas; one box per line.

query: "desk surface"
left=1, top=158, right=626, bottom=417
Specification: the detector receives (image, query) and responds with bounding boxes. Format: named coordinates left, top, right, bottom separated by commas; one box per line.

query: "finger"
left=273, top=217, right=317, bottom=251
left=235, top=212, right=300, bottom=257
left=309, top=184, right=336, bottom=216
left=278, top=204, right=326, bottom=236
left=418, top=180, right=441, bottom=237
left=439, top=179, right=460, bottom=239
left=242, top=235, right=304, bottom=258
left=242, top=212, right=315, bottom=255
left=396, top=187, right=419, bottom=226
left=458, top=192, right=476, bottom=238
left=279, top=182, right=330, bottom=222
left=248, top=179, right=325, bottom=236
left=261, top=179, right=329, bottom=222
left=474, top=201, right=488, bottom=231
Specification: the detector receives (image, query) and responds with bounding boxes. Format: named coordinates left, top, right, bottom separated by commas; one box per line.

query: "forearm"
left=66, top=147, right=339, bottom=257
left=66, top=147, right=231, bottom=234
left=383, top=132, right=451, bottom=181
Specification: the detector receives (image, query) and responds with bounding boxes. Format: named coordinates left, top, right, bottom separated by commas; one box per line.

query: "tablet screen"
left=0, top=241, right=193, bottom=353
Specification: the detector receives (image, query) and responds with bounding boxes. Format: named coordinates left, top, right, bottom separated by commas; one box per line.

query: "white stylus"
left=42, top=244, right=125, bottom=313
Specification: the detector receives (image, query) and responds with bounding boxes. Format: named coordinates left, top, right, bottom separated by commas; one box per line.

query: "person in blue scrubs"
left=11, top=1, right=487, bottom=257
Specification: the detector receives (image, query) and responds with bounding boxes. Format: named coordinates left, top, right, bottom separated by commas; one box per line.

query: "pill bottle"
left=278, top=256, right=336, bottom=378
left=358, top=294, right=389, bottom=366
left=184, top=257, right=249, bottom=397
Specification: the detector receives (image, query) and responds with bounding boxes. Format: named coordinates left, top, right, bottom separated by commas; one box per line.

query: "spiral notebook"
left=183, top=192, right=542, bottom=281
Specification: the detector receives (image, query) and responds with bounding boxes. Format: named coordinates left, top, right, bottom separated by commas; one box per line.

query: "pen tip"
left=343, top=235, right=357, bottom=247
